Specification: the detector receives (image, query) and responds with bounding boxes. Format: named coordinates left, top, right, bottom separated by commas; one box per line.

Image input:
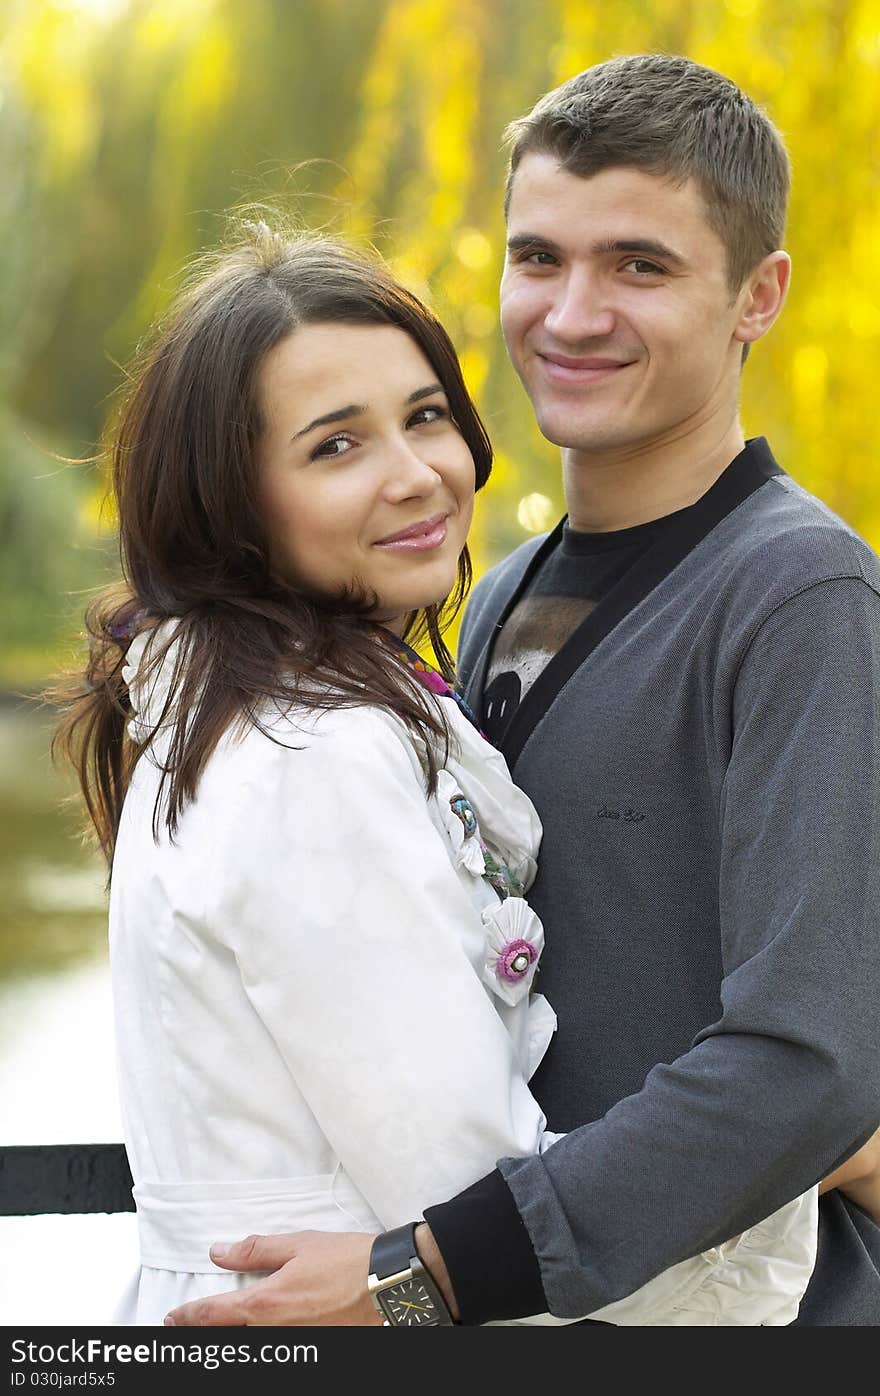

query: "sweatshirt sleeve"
left=209, top=705, right=552, bottom=1232
left=428, top=575, right=880, bottom=1322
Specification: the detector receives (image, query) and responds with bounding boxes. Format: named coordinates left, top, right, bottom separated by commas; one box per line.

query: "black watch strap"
left=370, top=1221, right=419, bottom=1281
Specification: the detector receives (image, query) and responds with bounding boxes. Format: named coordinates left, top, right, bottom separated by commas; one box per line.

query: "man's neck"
left=562, top=418, right=747, bottom=533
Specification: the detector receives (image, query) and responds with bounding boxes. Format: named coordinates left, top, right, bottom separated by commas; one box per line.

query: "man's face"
left=500, top=155, right=750, bottom=457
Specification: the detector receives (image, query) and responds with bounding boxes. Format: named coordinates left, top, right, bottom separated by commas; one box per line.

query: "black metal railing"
left=0, top=1144, right=133, bottom=1215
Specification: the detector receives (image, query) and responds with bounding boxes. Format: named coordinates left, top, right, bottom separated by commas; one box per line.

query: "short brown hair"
left=504, top=54, right=790, bottom=289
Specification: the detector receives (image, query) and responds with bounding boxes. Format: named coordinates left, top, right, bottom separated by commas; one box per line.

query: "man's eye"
left=311, top=434, right=355, bottom=461
left=523, top=250, right=557, bottom=266
left=623, top=258, right=665, bottom=276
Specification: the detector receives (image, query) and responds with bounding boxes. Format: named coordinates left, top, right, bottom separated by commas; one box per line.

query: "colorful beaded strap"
left=379, top=629, right=485, bottom=737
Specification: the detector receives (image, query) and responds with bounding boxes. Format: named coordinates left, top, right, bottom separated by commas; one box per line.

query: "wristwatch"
left=368, top=1222, right=454, bottom=1326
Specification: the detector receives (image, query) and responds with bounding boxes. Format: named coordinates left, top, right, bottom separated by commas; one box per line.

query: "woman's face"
left=256, top=322, right=476, bottom=627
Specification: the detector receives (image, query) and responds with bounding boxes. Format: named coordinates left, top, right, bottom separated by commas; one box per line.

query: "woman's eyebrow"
left=292, top=384, right=445, bottom=441
left=407, top=382, right=445, bottom=404
left=293, top=404, right=365, bottom=440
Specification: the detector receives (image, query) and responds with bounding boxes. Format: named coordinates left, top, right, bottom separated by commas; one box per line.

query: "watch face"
left=380, top=1277, right=440, bottom=1326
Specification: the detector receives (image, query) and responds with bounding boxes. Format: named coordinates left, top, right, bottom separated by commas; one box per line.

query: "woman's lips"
left=374, top=514, right=449, bottom=551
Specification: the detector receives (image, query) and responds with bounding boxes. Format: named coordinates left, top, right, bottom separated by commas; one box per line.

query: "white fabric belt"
left=134, top=1173, right=379, bottom=1272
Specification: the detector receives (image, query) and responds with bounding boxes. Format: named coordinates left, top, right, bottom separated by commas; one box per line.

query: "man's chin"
left=534, top=411, right=623, bottom=455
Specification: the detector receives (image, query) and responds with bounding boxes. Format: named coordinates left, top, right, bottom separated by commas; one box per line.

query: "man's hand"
left=819, top=1128, right=880, bottom=1224
left=164, top=1231, right=382, bottom=1327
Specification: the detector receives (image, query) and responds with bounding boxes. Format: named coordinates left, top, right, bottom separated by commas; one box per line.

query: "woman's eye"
left=311, top=434, right=355, bottom=461
left=408, top=404, right=449, bottom=427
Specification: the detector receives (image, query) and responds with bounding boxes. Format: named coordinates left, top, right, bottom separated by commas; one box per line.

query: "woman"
left=56, top=225, right=828, bottom=1325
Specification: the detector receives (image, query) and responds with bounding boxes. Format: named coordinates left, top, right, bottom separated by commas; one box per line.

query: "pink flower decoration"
left=481, top=898, right=544, bottom=1006
left=496, top=937, right=538, bottom=983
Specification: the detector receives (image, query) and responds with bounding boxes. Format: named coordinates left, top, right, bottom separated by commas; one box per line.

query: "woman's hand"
left=818, top=1129, right=880, bottom=1224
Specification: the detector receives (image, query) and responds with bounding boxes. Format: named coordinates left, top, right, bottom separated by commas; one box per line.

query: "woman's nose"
left=382, top=436, right=443, bottom=499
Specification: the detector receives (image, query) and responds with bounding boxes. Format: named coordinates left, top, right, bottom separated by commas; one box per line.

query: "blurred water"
left=0, top=701, right=108, bottom=979
left=0, top=703, right=138, bottom=1324
left=0, top=961, right=139, bottom=1324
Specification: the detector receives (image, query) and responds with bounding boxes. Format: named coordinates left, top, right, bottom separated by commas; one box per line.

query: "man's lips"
left=537, top=352, right=634, bottom=383
left=374, top=512, right=449, bottom=551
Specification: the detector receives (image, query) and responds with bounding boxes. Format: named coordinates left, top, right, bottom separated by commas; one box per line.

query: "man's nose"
left=543, top=269, right=615, bottom=343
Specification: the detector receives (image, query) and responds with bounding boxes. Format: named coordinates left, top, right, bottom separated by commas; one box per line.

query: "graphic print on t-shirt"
left=482, top=595, right=595, bottom=742
left=480, top=512, right=688, bottom=746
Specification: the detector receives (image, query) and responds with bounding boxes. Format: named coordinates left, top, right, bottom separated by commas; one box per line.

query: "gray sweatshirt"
left=424, top=439, right=880, bottom=1325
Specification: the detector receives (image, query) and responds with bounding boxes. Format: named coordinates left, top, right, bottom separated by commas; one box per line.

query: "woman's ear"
left=734, top=250, right=791, bottom=347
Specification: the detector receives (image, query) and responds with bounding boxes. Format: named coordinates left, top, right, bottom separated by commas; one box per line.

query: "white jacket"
left=110, top=626, right=816, bottom=1325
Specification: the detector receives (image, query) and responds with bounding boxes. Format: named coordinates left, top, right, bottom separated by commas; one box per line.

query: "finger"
left=165, top=1289, right=254, bottom=1327
left=209, top=1232, right=304, bottom=1272
left=167, top=1277, right=309, bottom=1329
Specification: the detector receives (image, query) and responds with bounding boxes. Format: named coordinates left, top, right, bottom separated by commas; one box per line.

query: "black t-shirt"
left=481, top=509, right=688, bottom=746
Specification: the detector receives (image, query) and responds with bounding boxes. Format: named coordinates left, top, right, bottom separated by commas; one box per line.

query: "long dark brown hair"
left=51, top=226, right=493, bottom=864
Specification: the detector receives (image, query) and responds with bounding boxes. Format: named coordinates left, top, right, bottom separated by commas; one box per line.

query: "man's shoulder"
left=694, top=472, right=880, bottom=660
left=723, top=472, right=880, bottom=594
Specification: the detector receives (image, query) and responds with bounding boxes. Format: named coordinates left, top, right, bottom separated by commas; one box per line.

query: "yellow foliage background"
left=2, top=0, right=880, bottom=677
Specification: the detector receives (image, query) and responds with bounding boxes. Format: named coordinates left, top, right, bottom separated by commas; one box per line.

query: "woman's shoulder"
left=123, top=618, right=424, bottom=777
left=255, top=697, right=422, bottom=759
left=220, top=697, right=428, bottom=800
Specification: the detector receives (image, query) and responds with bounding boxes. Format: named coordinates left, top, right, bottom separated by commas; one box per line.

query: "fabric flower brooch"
left=481, top=897, right=544, bottom=1006
left=437, top=773, right=487, bottom=877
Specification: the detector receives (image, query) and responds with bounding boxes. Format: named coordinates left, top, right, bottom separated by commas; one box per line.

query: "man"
left=168, top=54, right=880, bottom=1327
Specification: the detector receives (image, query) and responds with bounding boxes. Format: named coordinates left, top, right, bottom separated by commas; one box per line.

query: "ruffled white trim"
left=587, top=1188, right=818, bottom=1326
left=481, top=897, right=545, bottom=1006
left=441, top=707, right=542, bottom=893
left=507, top=849, right=538, bottom=894
left=434, top=771, right=487, bottom=877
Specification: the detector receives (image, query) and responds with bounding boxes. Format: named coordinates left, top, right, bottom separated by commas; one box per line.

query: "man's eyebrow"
left=507, top=233, right=562, bottom=255
left=594, top=237, right=688, bottom=267
left=506, top=232, right=688, bottom=268
left=292, top=384, right=445, bottom=441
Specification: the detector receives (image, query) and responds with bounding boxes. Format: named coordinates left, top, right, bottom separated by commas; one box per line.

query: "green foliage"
left=0, top=411, right=113, bottom=686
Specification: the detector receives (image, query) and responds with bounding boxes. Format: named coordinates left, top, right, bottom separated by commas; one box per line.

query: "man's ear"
left=734, top=250, right=791, bottom=347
